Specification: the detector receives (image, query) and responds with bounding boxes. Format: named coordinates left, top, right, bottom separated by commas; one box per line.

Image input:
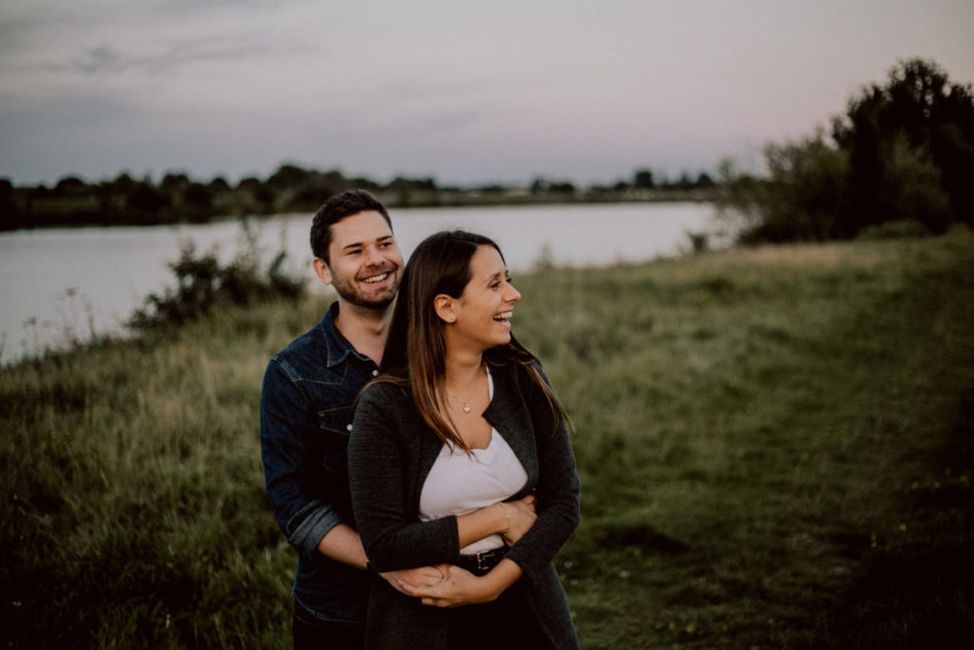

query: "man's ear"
left=434, top=294, right=457, bottom=323
left=312, top=257, right=332, bottom=285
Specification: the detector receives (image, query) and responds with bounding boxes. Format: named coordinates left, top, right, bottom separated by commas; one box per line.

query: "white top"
left=418, top=369, right=529, bottom=554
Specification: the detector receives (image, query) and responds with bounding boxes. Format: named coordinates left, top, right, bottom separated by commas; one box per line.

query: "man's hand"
left=379, top=565, right=447, bottom=596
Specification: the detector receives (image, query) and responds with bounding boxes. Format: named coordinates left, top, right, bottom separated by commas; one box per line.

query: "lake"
left=0, top=202, right=723, bottom=364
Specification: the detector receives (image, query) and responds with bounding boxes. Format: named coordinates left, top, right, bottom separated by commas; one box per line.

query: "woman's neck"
left=443, top=346, right=485, bottom=392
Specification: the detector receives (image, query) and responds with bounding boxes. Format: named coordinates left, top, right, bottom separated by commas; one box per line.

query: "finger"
left=397, top=580, right=426, bottom=597
left=521, top=494, right=535, bottom=504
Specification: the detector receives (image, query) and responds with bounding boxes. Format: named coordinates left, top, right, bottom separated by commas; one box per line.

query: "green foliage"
left=721, top=131, right=851, bottom=242
left=129, top=224, right=304, bottom=331
left=721, top=59, right=974, bottom=242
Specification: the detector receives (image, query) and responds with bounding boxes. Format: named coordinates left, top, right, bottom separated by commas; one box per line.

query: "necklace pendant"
left=462, top=403, right=472, bottom=414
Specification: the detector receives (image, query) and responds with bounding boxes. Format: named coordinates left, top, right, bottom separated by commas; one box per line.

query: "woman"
left=347, top=230, right=581, bottom=649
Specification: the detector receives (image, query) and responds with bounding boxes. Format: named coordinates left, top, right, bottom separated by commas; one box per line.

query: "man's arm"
left=317, top=522, right=368, bottom=569
left=260, top=359, right=347, bottom=558
left=261, top=359, right=446, bottom=589
left=320, top=523, right=447, bottom=592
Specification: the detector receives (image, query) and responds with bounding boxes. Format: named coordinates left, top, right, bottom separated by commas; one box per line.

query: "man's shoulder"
left=267, top=325, right=325, bottom=377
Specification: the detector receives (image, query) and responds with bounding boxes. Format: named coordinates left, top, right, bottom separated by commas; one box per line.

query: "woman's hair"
left=378, top=229, right=568, bottom=450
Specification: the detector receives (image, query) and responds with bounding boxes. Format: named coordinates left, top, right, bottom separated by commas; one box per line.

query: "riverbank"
left=3, top=186, right=717, bottom=232
left=2, top=230, right=972, bottom=647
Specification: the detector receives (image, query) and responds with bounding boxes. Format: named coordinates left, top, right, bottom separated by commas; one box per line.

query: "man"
left=260, top=190, right=440, bottom=648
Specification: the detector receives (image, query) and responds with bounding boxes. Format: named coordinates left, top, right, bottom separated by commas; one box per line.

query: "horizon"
left=2, top=1, right=972, bottom=187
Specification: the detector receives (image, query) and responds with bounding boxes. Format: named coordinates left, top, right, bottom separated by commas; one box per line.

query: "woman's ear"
left=434, top=294, right=457, bottom=323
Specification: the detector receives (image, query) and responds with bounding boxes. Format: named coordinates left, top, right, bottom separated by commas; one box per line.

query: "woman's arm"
left=499, top=364, right=581, bottom=580
left=394, top=364, right=580, bottom=607
left=348, top=385, right=533, bottom=571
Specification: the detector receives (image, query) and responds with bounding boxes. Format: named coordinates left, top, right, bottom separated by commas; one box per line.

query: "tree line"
left=720, top=58, right=974, bottom=242
left=0, top=165, right=718, bottom=231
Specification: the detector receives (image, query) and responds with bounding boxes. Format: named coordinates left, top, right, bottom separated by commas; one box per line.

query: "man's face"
left=317, top=210, right=403, bottom=310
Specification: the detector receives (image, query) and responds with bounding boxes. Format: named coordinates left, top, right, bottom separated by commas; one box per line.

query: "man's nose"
left=364, top=245, right=384, bottom=266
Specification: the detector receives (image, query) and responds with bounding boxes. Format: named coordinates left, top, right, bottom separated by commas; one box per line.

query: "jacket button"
left=372, top=369, right=379, bottom=377
left=346, top=424, right=353, bottom=432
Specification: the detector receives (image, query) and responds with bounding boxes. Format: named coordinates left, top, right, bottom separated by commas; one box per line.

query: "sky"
left=1, top=0, right=972, bottom=187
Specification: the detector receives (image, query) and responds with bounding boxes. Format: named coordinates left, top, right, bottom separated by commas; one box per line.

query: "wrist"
left=498, top=502, right=511, bottom=535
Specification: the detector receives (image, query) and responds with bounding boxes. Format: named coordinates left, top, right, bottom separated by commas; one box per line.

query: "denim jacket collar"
left=316, top=301, right=373, bottom=369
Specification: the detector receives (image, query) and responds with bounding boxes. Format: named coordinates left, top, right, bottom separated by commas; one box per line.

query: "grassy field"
left=2, top=231, right=973, bottom=648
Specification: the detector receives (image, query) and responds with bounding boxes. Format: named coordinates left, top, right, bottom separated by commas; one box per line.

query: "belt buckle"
left=475, top=551, right=489, bottom=572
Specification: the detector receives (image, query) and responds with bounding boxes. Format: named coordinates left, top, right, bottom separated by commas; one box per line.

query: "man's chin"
left=342, top=291, right=396, bottom=311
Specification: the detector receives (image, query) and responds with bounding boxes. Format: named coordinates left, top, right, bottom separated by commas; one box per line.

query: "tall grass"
left=2, top=230, right=972, bottom=648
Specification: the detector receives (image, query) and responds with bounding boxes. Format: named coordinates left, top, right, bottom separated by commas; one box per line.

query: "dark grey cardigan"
left=348, top=357, right=581, bottom=650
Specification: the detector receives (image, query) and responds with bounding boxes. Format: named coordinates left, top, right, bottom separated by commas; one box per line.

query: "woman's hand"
left=379, top=565, right=447, bottom=596
left=395, top=565, right=496, bottom=608
left=501, top=494, right=536, bottom=545
left=398, top=558, right=524, bottom=608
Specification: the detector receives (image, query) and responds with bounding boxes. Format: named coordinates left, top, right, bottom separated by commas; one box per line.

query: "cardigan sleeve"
left=501, top=363, right=581, bottom=583
left=347, top=383, right=461, bottom=572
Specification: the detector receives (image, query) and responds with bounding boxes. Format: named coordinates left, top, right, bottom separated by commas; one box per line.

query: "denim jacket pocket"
left=317, top=405, right=354, bottom=473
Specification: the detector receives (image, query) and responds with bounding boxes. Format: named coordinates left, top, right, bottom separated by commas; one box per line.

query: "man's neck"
left=333, top=299, right=393, bottom=365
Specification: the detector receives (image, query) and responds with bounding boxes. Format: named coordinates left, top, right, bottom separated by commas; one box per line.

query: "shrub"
left=129, top=226, right=304, bottom=331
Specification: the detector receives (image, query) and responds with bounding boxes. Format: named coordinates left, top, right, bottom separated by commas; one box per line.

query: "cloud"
left=67, top=36, right=303, bottom=77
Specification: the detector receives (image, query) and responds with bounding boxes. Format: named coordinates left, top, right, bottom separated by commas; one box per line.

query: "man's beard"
left=331, top=269, right=398, bottom=310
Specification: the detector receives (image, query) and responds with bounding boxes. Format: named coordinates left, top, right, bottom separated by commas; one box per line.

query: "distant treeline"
left=720, top=58, right=974, bottom=242
left=0, top=166, right=718, bottom=231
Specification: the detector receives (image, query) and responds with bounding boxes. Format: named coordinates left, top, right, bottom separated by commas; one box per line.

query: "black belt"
left=456, top=547, right=508, bottom=576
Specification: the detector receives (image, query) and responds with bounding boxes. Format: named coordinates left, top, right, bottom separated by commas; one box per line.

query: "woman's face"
left=447, top=245, right=522, bottom=351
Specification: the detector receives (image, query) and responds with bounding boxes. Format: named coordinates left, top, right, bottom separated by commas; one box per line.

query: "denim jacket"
left=260, top=302, right=379, bottom=623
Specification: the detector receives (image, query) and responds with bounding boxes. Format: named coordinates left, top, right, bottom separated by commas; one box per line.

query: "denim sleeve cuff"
left=289, top=504, right=344, bottom=557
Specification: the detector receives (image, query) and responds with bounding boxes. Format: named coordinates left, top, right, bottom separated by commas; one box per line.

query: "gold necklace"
left=448, top=364, right=485, bottom=415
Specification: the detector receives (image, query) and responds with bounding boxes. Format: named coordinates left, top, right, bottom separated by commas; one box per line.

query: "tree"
left=125, top=181, right=170, bottom=221
left=182, top=183, right=213, bottom=222
left=266, top=163, right=312, bottom=191
left=720, top=58, right=973, bottom=242
left=633, top=169, right=655, bottom=189
left=834, top=58, right=974, bottom=230
left=0, top=178, right=17, bottom=230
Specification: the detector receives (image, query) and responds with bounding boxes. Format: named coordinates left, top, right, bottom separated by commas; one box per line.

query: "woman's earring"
left=447, top=316, right=456, bottom=323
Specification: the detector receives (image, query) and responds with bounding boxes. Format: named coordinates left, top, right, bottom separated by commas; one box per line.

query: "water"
left=0, top=202, right=721, bottom=364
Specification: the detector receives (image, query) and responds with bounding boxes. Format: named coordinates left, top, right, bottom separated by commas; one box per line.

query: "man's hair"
left=310, top=189, right=391, bottom=263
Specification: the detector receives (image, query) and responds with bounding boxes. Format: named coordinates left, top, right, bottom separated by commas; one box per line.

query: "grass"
left=2, top=230, right=973, bottom=648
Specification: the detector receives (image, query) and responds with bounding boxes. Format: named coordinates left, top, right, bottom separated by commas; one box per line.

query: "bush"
left=129, top=226, right=304, bottom=331
left=856, top=220, right=930, bottom=240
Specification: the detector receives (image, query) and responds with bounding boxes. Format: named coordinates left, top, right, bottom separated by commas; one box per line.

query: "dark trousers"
left=292, top=603, right=364, bottom=650
left=446, top=588, right=549, bottom=650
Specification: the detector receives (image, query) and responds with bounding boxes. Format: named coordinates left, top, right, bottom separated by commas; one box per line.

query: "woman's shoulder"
left=359, top=376, right=409, bottom=403
left=487, top=349, right=547, bottom=388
